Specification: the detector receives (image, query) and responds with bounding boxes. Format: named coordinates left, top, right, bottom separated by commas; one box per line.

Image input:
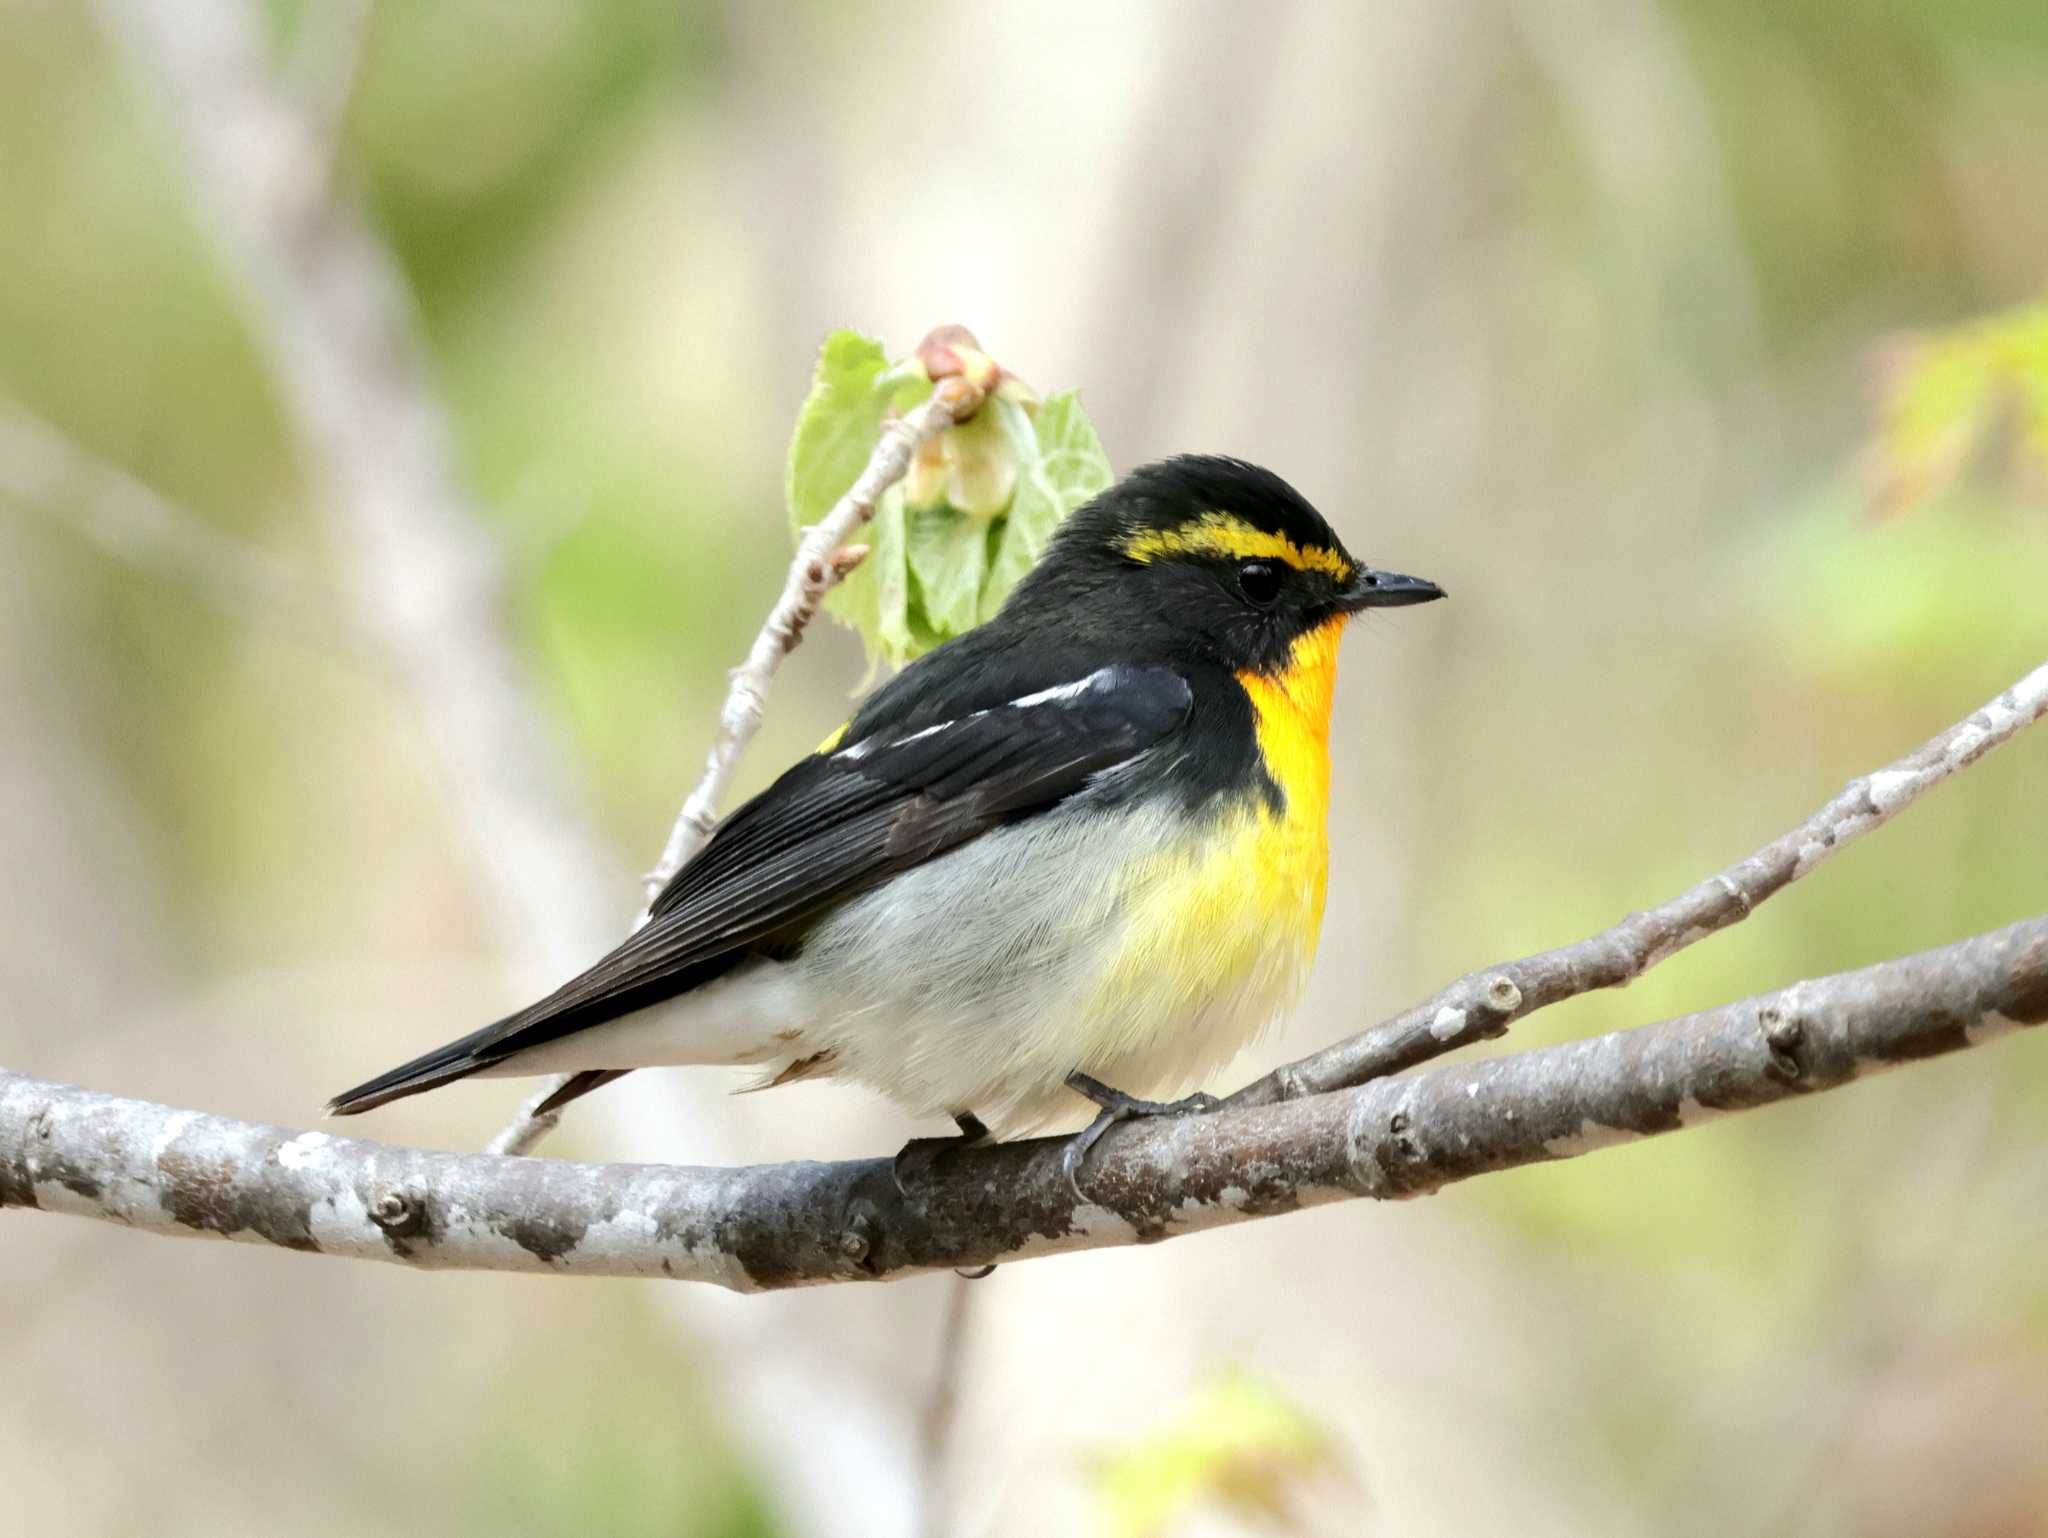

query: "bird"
left=327, top=455, right=1444, bottom=1191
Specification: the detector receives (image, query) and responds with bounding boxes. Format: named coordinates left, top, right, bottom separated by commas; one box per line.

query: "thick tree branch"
left=1228, top=657, right=2048, bottom=1110
left=5, top=917, right=2042, bottom=1289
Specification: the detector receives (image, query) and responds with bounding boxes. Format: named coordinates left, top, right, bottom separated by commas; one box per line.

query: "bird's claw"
left=1060, top=1108, right=1121, bottom=1202
left=1059, top=1075, right=1223, bottom=1202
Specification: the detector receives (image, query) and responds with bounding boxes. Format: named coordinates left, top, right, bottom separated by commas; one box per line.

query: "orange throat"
left=1235, top=618, right=1343, bottom=815
left=1231, top=617, right=1342, bottom=936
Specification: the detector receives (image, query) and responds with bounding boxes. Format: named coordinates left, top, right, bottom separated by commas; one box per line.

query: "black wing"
left=326, top=664, right=1190, bottom=1113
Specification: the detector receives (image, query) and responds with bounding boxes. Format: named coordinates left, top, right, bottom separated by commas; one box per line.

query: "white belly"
left=496, top=796, right=1323, bottom=1132
left=479, top=962, right=815, bottom=1077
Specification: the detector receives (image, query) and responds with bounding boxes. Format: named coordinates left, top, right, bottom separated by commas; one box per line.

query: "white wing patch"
left=839, top=666, right=1128, bottom=761
left=1010, top=667, right=1124, bottom=708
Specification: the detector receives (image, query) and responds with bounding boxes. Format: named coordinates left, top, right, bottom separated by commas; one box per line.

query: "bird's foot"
left=1060, top=1072, right=1222, bottom=1201
left=892, top=1111, right=991, bottom=1197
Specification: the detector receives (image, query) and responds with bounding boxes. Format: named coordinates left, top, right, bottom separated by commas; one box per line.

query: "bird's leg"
left=892, top=1111, right=992, bottom=1196
left=1061, top=1072, right=1222, bottom=1201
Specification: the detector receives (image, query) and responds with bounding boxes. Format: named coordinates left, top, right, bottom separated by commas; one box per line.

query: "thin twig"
left=1228, top=657, right=2048, bottom=1110
left=483, top=1083, right=572, bottom=1158
left=6, top=915, right=2042, bottom=1287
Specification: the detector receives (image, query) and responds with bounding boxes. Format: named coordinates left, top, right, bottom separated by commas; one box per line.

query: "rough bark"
left=7, top=917, right=2041, bottom=1291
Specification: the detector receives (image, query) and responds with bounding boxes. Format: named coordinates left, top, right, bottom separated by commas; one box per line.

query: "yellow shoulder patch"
left=816, top=721, right=851, bottom=755
left=1120, top=512, right=1353, bottom=581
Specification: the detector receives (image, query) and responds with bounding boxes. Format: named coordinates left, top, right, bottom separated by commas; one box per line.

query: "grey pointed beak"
left=1342, top=565, right=1445, bottom=611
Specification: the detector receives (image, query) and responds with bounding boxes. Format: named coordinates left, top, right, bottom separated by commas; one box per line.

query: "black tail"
left=326, top=1023, right=504, bottom=1115
left=326, top=941, right=738, bottom=1115
left=328, top=1041, right=633, bottom=1119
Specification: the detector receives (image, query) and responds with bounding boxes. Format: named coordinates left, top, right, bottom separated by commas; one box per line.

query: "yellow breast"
left=1081, top=621, right=1343, bottom=1086
left=1225, top=617, right=1339, bottom=960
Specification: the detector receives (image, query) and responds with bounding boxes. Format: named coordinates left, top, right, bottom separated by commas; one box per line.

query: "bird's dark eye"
left=1237, top=561, right=1282, bottom=608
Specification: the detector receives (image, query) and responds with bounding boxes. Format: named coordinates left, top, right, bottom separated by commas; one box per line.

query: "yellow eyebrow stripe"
left=1119, top=512, right=1353, bottom=581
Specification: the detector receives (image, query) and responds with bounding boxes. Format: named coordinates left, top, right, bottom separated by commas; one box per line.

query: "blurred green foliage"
left=1868, top=300, right=2048, bottom=516
left=1089, top=1372, right=1345, bottom=1538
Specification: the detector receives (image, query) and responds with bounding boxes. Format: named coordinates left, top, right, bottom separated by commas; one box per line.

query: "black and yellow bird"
left=329, top=456, right=1443, bottom=1183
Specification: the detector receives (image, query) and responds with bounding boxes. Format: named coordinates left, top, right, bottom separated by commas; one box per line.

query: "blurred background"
left=4, top=1, right=2046, bottom=1535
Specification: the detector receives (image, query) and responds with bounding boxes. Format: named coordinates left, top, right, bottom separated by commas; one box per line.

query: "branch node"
left=368, top=1185, right=426, bottom=1237
left=1759, top=1003, right=1807, bottom=1082
left=1388, top=1109, right=1422, bottom=1163
left=1483, top=974, right=1523, bottom=1018
left=840, top=1203, right=882, bottom=1275
left=1760, top=1005, right=1802, bottom=1050
left=1715, top=872, right=1756, bottom=916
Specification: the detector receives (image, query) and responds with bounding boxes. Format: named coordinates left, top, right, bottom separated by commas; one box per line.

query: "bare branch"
left=1229, top=657, right=2048, bottom=1110
left=484, top=1083, right=575, bottom=1159
left=6, top=917, right=2041, bottom=1289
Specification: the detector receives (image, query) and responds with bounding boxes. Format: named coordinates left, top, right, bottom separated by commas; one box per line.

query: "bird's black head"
left=1002, top=455, right=1443, bottom=674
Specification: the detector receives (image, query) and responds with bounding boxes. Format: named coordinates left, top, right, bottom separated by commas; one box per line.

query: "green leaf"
left=897, top=392, right=1029, bottom=649
left=785, top=330, right=892, bottom=642
left=984, top=389, right=1112, bottom=617
left=905, top=503, right=989, bottom=638
left=784, top=330, right=889, bottom=527
left=866, top=484, right=916, bottom=666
